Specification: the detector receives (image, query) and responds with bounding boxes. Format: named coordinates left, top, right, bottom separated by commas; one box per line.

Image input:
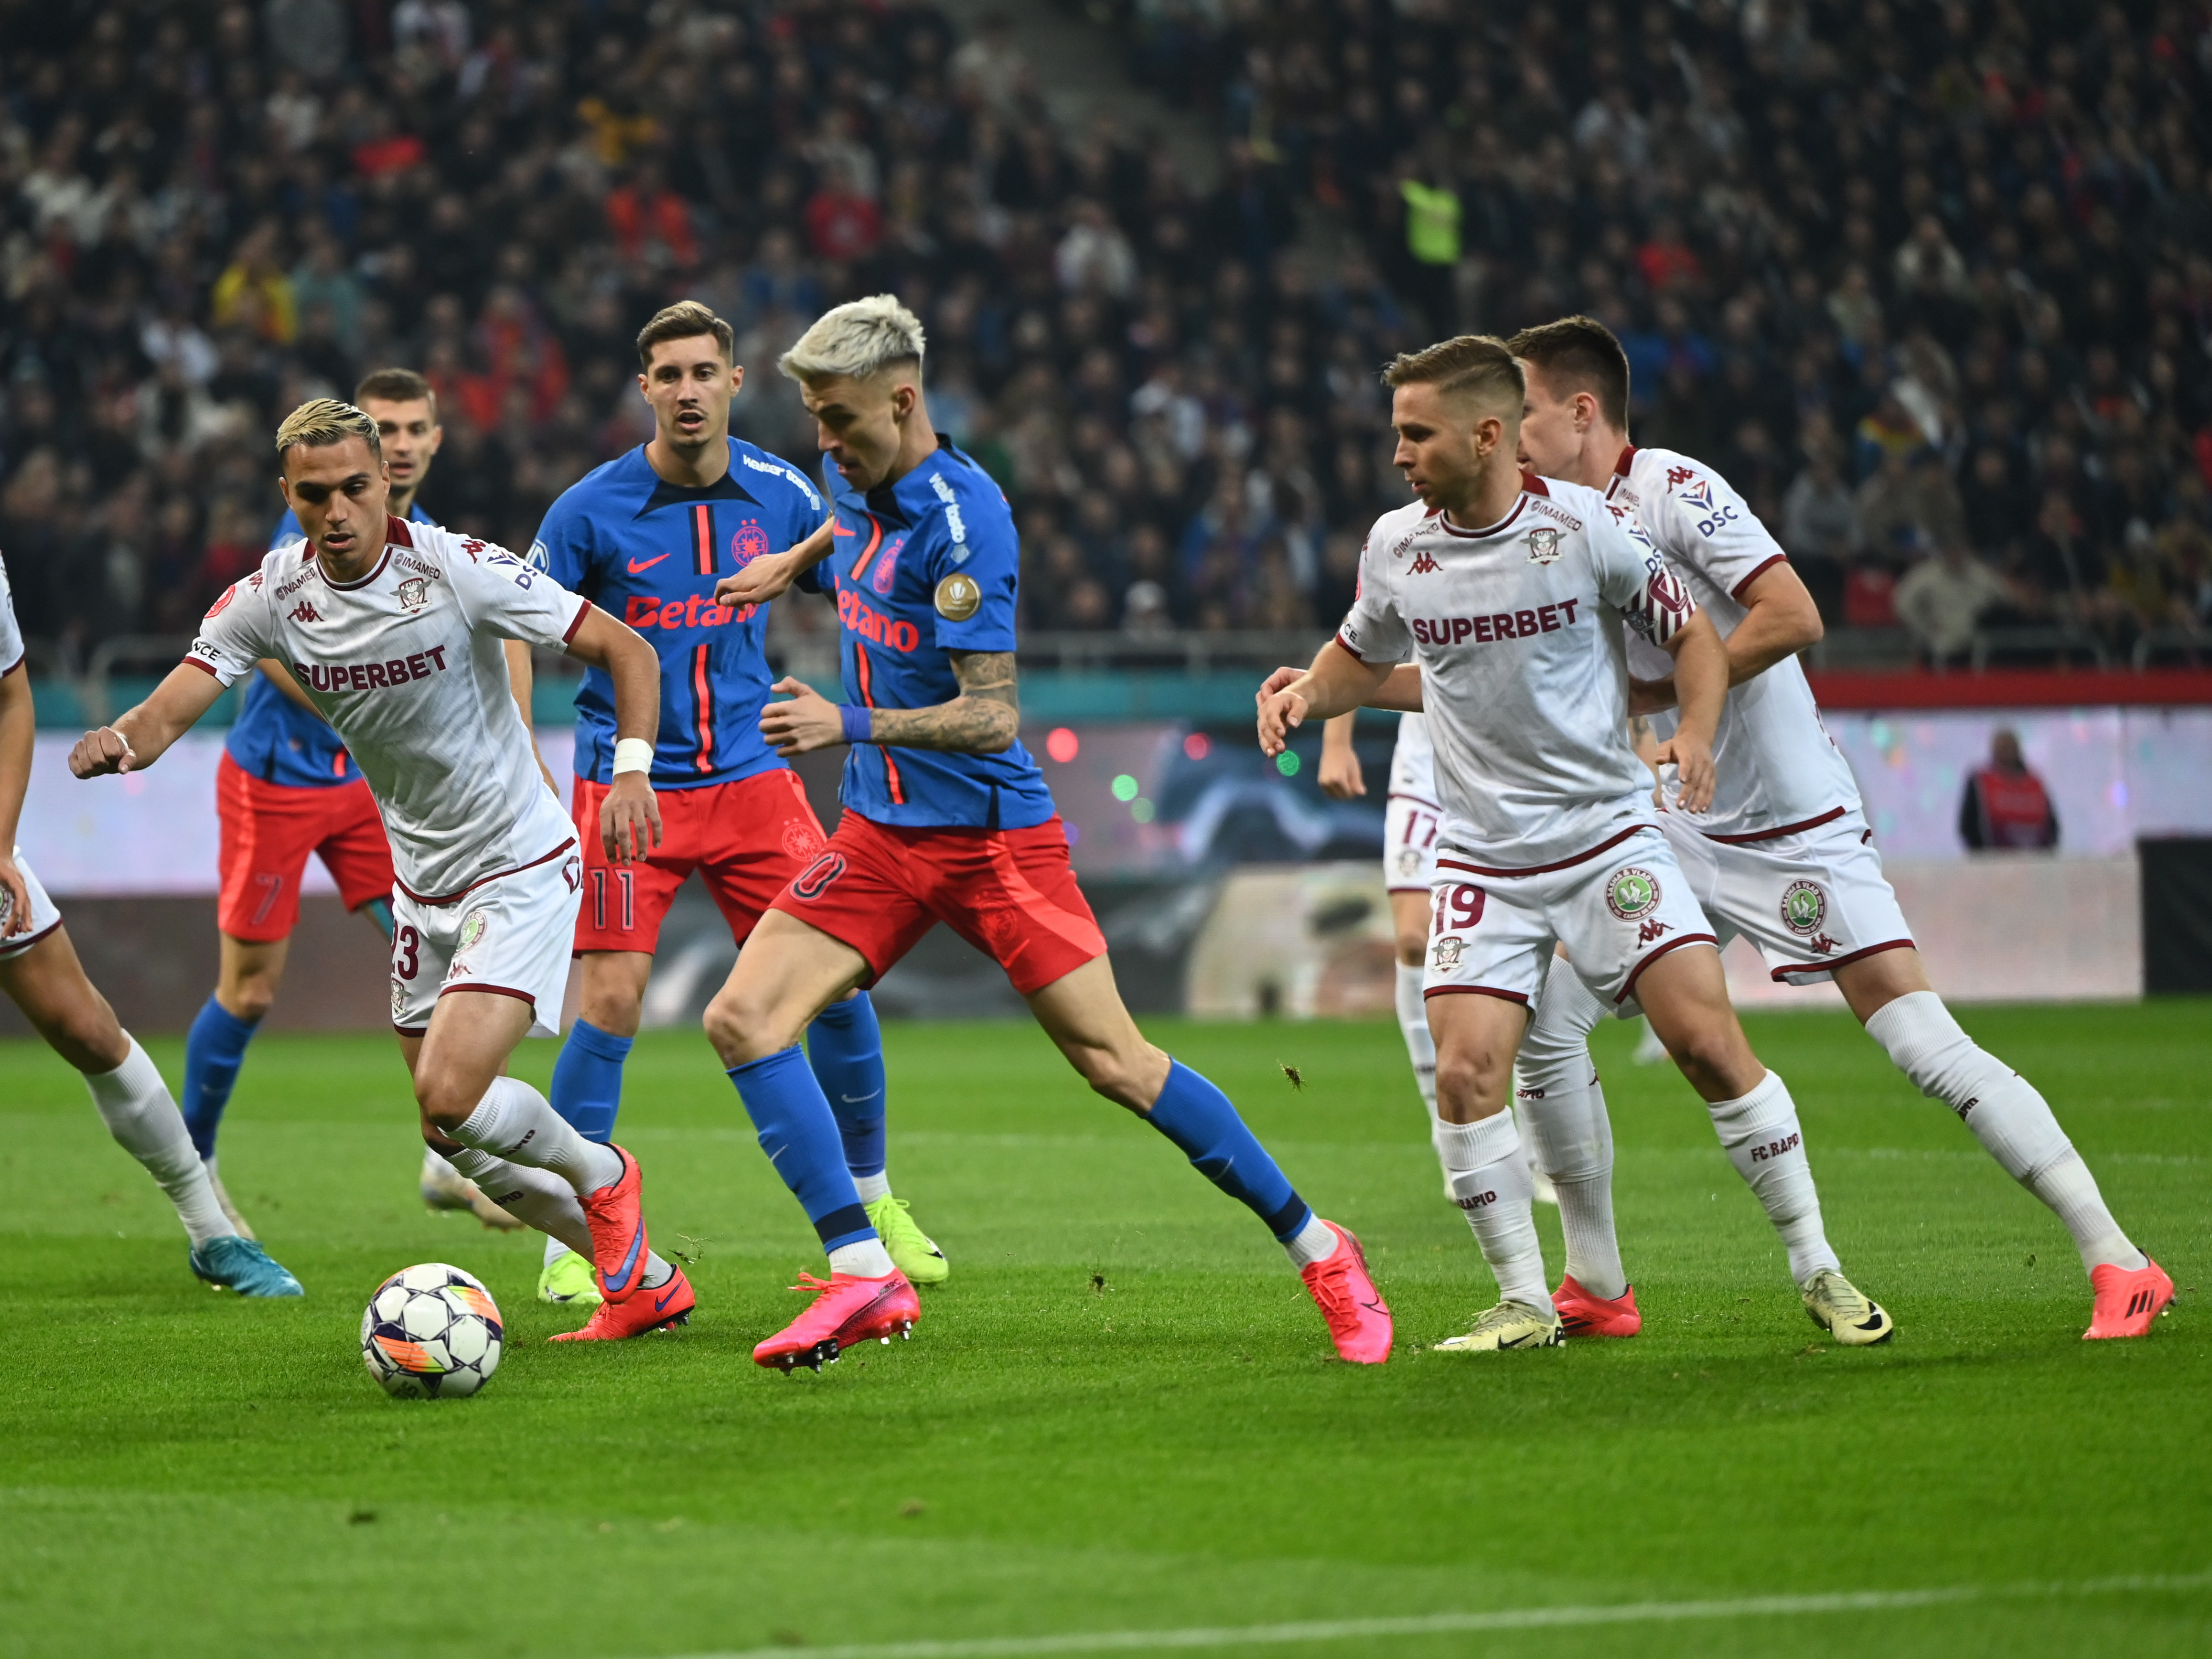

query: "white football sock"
left=828, top=1238, right=898, bottom=1277
left=421, top=1145, right=461, bottom=1183
left=1434, top=1111, right=1553, bottom=1314
left=641, top=1252, right=676, bottom=1289
left=1707, top=1070, right=1838, bottom=1285
left=85, top=1036, right=232, bottom=1247
left=443, top=1146, right=594, bottom=1256
left=1518, top=963, right=1626, bottom=1298
left=1394, top=962, right=1439, bottom=1112
left=853, top=1171, right=892, bottom=1204
left=1865, top=991, right=2144, bottom=1272
left=1282, top=1212, right=1340, bottom=1267
left=449, top=1078, right=623, bottom=1195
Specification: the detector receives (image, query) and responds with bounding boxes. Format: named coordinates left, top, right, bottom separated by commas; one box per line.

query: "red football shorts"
left=769, top=810, right=1107, bottom=996
left=571, top=767, right=829, bottom=954
left=215, top=753, right=395, bottom=942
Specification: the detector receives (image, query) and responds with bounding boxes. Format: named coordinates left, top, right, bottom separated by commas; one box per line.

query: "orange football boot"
left=579, top=1145, right=650, bottom=1304
left=753, top=1270, right=920, bottom=1371
left=1553, top=1274, right=1642, bottom=1338
left=1299, top=1221, right=1393, bottom=1364
left=549, top=1264, right=694, bottom=1341
left=2084, top=1258, right=2174, bottom=1340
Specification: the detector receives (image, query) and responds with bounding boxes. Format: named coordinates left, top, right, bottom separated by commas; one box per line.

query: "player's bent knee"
left=702, top=985, right=801, bottom=1068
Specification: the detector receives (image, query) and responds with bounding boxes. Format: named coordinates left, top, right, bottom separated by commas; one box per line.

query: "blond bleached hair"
left=779, top=294, right=926, bottom=384
left=274, top=398, right=383, bottom=467
left=1382, top=334, right=1524, bottom=413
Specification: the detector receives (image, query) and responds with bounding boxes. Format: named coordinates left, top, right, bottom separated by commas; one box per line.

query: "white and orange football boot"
left=549, top=1264, right=694, bottom=1342
left=1553, top=1274, right=1642, bottom=1338
left=753, top=1270, right=920, bottom=1371
left=579, top=1145, right=650, bottom=1305
left=1299, top=1221, right=1393, bottom=1364
left=2084, top=1258, right=2174, bottom=1340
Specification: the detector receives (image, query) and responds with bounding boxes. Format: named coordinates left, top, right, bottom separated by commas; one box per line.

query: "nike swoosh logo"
left=655, top=1283, right=682, bottom=1313
left=628, top=553, right=672, bottom=574
left=839, top=1091, right=882, bottom=1104
left=833, top=524, right=856, bottom=537
left=605, top=1224, right=644, bottom=1293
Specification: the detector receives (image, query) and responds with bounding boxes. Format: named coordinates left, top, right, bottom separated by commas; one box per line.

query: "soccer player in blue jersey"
left=525, top=300, right=942, bottom=1327
left=705, top=296, right=1393, bottom=1370
left=177, top=367, right=517, bottom=1235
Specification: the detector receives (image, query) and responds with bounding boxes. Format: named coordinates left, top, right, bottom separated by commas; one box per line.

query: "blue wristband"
left=839, top=704, right=872, bottom=744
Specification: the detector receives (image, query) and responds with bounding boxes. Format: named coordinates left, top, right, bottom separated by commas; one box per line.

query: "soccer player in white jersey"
left=1258, top=334, right=1894, bottom=1351
left=0, top=553, right=303, bottom=1296
left=69, top=400, right=693, bottom=1338
left=1504, top=315, right=2168, bottom=1341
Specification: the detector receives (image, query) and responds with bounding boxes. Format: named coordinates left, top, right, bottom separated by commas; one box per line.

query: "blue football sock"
left=359, top=896, right=395, bottom=941
left=728, top=1045, right=877, bottom=1252
left=807, top=992, right=887, bottom=1179
left=1145, top=1060, right=1313, bottom=1241
left=181, top=996, right=259, bottom=1160
left=550, top=1017, right=632, bottom=1144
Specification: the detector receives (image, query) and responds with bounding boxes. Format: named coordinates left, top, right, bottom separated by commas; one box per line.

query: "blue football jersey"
left=227, top=500, right=438, bottom=788
left=818, top=435, right=1056, bottom=831
left=530, top=439, right=827, bottom=789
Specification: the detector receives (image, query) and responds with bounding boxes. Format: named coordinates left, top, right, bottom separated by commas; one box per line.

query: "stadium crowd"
left=3, top=0, right=2211, bottom=673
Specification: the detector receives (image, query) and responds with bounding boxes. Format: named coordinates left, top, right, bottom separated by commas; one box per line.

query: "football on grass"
left=360, top=1264, right=504, bottom=1399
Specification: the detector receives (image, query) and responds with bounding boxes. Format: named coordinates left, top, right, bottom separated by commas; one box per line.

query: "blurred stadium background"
left=5, top=0, right=2212, bottom=1034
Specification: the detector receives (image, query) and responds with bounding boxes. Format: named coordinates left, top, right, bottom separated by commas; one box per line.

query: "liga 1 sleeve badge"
left=934, top=572, right=981, bottom=621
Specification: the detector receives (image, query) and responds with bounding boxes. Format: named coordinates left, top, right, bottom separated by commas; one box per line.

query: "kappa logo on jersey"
left=1636, top=918, right=1671, bottom=945
left=1666, top=466, right=1699, bottom=489
left=1430, top=935, right=1464, bottom=968
left=289, top=599, right=322, bottom=624
left=1805, top=932, right=1842, bottom=956
left=396, top=577, right=429, bottom=613
left=1781, top=879, right=1827, bottom=936
left=1604, top=866, right=1661, bottom=922
left=1412, top=597, right=1583, bottom=645
left=1525, top=527, right=1563, bottom=565
left=791, top=851, right=847, bottom=900
left=1408, top=545, right=1441, bottom=574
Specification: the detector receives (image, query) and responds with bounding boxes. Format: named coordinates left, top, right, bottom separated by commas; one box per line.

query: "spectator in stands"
left=1896, top=543, right=2010, bottom=666
left=1960, top=729, right=2060, bottom=852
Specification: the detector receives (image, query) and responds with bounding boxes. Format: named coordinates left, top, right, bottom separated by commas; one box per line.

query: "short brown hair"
left=274, top=398, right=381, bottom=468
left=1506, top=316, right=1631, bottom=432
left=1382, top=334, right=1524, bottom=412
left=354, top=366, right=437, bottom=414
left=636, top=300, right=735, bottom=369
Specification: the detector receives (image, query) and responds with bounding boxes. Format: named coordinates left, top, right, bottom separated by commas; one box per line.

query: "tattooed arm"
left=758, top=651, right=1021, bottom=757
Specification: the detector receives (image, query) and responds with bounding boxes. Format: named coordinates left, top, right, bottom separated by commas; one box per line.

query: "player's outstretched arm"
left=67, top=663, right=227, bottom=781
left=712, top=517, right=838, bottom=611
left=1316, top=713, right=1365, bottom=799
left=1259, top=661, right=1423, bottom=713
left=564, top=604, right=663, bottom=861
left=1650, top=612, right=1728, bottom=813
left=763, top=651, right=1021, bottom=758
left=1256, top=642, right=1392, bottom=759
left=0, top=664, right=34, bottom=935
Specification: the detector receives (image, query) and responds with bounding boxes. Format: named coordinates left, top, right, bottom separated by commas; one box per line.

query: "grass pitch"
left=2, top=1003, right=2207, bottom=1659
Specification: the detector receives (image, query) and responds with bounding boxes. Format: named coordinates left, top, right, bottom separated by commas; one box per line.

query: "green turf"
left=1, top=1005, right=2207, bottom=1658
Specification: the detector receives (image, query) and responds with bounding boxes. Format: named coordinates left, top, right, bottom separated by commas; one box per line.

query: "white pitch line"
left=659, top=1571, right=2212, bottom=1659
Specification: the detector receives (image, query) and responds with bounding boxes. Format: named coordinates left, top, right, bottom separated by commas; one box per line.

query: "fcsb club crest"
left=732, top=522, right=771, bottom=565
left=396, top=577, right=430, bottom=613
left=1781, top=879, right=1827, bottom=936
left=1430, top=935, right=1464, bottom=969
left=1525, top=527, right=1563, bottom=565
left=1605, top=866, right=1661, bottom=921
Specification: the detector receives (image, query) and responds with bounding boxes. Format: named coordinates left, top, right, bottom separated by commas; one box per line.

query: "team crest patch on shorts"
left=792, top=851, right=846, bottom=900
left=1605, top=866, right=1661, bottom=921
left=781, top=819, right=826, bottom=862
left=390, top=980, right=405, bottom=1021
left=1781, top=879, right=1828, bottom=936
left=934, top=573, right=981, bottom=621
left=457, top=910, right=489, bottom=953
left=1430, top=935, right=1464, bottom=968
left=1525, top=527, right=1563, bottom=564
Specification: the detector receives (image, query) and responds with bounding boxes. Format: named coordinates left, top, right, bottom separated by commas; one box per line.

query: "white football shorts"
left=1662, top=808, right=1914, bottom=987
left=1384, top=793, right=1443, bottom=892
left=390, top=842, right=582, bottom=1038
left=0, top=847, right=64, bottom=959
left=1424, top=827, right=1718, bottom=1016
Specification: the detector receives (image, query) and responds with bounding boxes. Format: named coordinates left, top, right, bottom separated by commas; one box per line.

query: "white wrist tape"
left=611, top=738, right=654, bottom=776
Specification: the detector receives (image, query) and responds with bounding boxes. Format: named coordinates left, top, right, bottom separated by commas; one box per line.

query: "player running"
left=1503, top=314, right=2167, bottom=1341
left=178, top=368, right=518, bottom=1235
left=1, top=553, right=302, bottom=1295
left=1257, top=334, right=1893, bottom=1352
left=524, top=300, right=941, bottom=1316
left=69, top=399, right=686, bottom=1337
left=706, top=296, right=1392, bottom=1370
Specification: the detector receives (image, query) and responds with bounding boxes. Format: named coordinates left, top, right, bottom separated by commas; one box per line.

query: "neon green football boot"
left=538, top=1247, right=603, bottom=1307
left=865, top=1195, right=948, bottom=1286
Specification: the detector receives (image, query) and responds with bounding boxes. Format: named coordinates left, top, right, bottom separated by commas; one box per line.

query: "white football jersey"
left=1609, top=446, right=1861, bottom=838
left=1339, top=474, right=1697, bottom=873
left=0, top=553, right=24, bottom=676
left=187, top=517, right=588, bottom=901
left=1386, top=711, right=1437, bottom=803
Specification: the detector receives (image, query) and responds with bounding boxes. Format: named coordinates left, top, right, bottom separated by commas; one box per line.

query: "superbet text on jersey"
left=1337, top=472, right=1698, bottom=874
left=184, top=516, right=587, bottom=904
